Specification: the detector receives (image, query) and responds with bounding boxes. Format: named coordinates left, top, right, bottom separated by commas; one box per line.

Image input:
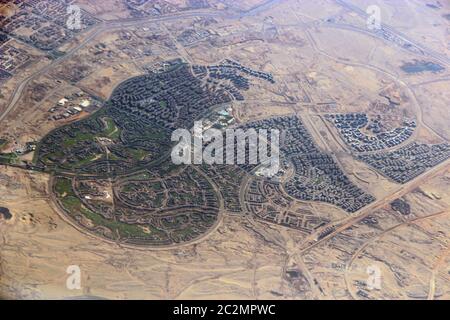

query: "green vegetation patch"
left=80, top=207, right=150, bottom=238
left=0, top=139, right=7, bottom=150
left=68, top=153, right=102, bottom=168
left=55, top=177, right=73, bottom=196
left=128, top=148, right=148, bottom=161
left=63, top=132, right=95, bottom=147
left=101, top=117, right=121, bottom=139
left=159, top=100, right=167, bottom=108
left=0, top=152, right=18, bottom=165
left=55, top=177, right=156, bottom=239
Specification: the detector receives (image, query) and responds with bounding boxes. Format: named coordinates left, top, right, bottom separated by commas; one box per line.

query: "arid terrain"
left=0, top=0, right=449, bottom=300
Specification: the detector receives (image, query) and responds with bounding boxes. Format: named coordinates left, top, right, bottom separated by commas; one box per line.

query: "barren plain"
left=0, top=0, right=449, bottom=300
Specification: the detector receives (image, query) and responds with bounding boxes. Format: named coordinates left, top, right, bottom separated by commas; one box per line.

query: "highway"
left=334, top=0, right=450, bottom=67
left=0, top=10, right=226, bottom=123
left=298, top=157, right=450, bottom=253
left=0, top=0, right=284, bottom=124
left=343, top=209, right=449, bottom=299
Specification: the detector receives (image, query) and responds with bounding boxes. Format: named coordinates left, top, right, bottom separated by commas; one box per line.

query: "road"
left=427, top=245, right=449, bottom=300
left=298, top=157, right=450, bottom=253
left=342, top=210, right=449, bottom=299
left=298, top=16, right=450, bottom=149
left=0, top=10, right=229, bottom=123
left=0, top=0, right=284, bottom=124
left=334, top=0, right=450, bottom=67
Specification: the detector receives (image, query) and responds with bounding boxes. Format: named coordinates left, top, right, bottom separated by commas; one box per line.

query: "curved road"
left=0, top=0, right=284, bottom=124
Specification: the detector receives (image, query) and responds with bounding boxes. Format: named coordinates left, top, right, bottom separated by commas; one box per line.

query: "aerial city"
left=0, top=0, right=449, bottom=301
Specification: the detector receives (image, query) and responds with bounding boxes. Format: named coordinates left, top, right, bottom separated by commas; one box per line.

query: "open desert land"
left=0, top=0, right=449, bottom=299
